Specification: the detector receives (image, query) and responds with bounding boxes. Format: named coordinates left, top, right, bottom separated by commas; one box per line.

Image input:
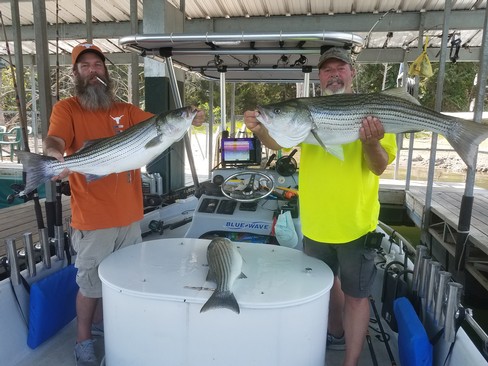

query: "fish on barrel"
left=16, top=106, right=197, bottom=195
left=200, top=237, right=247, bottom=314
left=256, top=88, right=488, bottom=169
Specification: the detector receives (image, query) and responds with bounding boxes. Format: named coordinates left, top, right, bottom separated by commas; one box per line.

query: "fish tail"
left=15, top=150, right=55, bottom=195
left=200, top=290, right=240, bottom=314
left=446, top=120, right=488, bottom=169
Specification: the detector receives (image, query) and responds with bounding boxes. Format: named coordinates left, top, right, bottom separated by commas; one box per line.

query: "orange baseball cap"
left=71, top=43, right=105, bottom=65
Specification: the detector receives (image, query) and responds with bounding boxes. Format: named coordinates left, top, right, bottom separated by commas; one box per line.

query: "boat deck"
left=2, top=179, right=488, bottom=294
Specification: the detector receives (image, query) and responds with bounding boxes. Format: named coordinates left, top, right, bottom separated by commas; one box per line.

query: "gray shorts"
left=72, top=222, right=142, bottom=298
left=303, top=234, right=377, bottom=298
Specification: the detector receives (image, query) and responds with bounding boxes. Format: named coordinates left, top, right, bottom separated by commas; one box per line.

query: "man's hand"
left=44, top=135, right=70, bottom=181
left=244, top=110, right=261, bottom=131
left=359, top=116, right=389, bottom=175
left=359, top=116, right=385, bottom=145
left=243, top=110, right=282, bottom=150
left=191, top=109, right=206, bottom=127
left=45, top=149, right=69, bottom=181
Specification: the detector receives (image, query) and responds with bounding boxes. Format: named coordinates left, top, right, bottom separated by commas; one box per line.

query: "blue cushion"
left=27, top=264, right=78, bottom=349
left=394, top=297, right=433, bottom=366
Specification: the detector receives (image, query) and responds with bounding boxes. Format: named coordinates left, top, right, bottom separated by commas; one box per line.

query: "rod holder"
left=65, top=216, right=76, bottom=256
left=39, top=227, right=51, bottom=269
left=434, top=271, right=451, bottom=325
left=5, top=239, right=21, bottom=286
left=23, top=232, right=36, bottom=278
left=444, top=282, right=463, bottom=343
left=54, top=225, right=65, bottom=261
left=426, top=261, right=441, bottom=313
left=412, top=245, right=428, bottom=293
left=419, top=255, right=432, bottom=299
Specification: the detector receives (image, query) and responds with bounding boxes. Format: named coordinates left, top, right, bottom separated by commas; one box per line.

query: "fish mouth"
left=255, top=106, right=268, bottom=125
left=185, top=106, right=198, bottom=120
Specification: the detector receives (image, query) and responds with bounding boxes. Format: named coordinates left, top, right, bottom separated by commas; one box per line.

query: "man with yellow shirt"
left=44, top=43, right=204, bottom=366
left=244, top=47, right=396, bottom=366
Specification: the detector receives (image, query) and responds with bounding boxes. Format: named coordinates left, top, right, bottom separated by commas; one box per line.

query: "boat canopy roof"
left=119, top=31, right=364, bottom=82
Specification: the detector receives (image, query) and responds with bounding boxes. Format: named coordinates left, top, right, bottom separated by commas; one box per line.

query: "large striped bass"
left=201, top=237, right=246, bottom=314
left=17, top=106, right=197, bottom=195
left=256, top=88, right=488, bottom=169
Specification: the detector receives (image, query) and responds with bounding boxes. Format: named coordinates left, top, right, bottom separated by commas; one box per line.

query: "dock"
left=381, top=179, right=488, bottom=299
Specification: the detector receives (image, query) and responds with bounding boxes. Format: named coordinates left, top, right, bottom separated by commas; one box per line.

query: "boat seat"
left=394, top=296, right=433, bottom=366
left=27, top=264, right=78, bottom=349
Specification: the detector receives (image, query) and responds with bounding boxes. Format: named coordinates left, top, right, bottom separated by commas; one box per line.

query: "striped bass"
left=17, top=106, right=197, bottom=195
left=256, top=88, right=488, bottom=169
left=201, top=237, right=246, bottom=314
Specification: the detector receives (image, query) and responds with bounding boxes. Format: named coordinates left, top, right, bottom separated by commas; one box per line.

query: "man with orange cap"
left=44, top=43, right=204, bottom=365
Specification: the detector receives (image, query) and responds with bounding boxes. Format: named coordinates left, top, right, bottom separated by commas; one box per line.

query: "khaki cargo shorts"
left=71, top=222, right=142, bottom=298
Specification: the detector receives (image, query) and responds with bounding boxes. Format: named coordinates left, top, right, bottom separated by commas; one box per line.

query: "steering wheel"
left=221, top=171, right=275, bottom=202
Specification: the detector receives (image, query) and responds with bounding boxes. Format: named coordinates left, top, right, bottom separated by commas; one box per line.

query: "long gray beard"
left=74, top=77, right=114, bottom=111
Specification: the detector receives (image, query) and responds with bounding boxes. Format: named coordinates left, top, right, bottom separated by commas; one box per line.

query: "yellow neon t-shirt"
left=299, top=134, right=397, bottom=243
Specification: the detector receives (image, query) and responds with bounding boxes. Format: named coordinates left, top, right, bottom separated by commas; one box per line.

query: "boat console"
left=185, top=167, right=301, bottom=247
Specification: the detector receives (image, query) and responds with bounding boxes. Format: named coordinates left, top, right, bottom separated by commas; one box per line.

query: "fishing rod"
left=1, top=9, right=49, bottom=270
left=363, top=8, right=395, bottom=50
left=369, top=296, right=397, bottom=365
left=0, top=11, right=29, bottom=152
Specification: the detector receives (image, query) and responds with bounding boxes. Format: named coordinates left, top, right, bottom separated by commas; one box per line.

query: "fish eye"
left=273, top=108, right=281, bottom=114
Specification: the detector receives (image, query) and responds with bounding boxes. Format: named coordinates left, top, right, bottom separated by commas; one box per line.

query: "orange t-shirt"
left=48, top=97, right=155, bottom=230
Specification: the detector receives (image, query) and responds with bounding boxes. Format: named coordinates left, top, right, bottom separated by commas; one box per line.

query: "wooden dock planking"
left=403, top=183, right=488, bottom=293
left=407, top=186, right=488, bottom=252
left=0, top=196, right=71, bottom=258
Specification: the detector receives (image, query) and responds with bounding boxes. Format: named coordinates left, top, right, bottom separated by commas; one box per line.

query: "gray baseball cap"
left=317, top=47, right=352, bottom=69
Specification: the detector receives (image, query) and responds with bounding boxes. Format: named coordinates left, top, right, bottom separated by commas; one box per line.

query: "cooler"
left=99, top=238, right=333, bottom=366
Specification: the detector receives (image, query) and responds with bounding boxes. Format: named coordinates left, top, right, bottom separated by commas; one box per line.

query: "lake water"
left=382, top=164, right=488, bottom=190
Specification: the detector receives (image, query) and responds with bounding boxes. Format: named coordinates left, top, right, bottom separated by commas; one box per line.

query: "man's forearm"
left=43, top=135, right=66, bottom=158
left=252, top=127, right=282, bottom=151
left=362, top=142, right=389, bottom=176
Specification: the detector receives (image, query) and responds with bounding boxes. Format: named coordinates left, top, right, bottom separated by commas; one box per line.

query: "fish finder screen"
left=221, top=137, right=261, bottom=165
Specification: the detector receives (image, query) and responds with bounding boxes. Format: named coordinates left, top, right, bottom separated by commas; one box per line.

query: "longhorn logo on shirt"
left=110, top=114, right=124, bottom=124
left=111, top=114, right=124, bottom=133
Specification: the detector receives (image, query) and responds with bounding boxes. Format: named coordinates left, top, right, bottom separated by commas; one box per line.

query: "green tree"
left=354, top=63, right=401, bottom=93
left=419, top=62, right=478, bottom=111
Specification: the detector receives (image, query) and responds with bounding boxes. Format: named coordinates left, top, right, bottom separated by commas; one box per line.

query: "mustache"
left=326, top=76, right=344, bottom=87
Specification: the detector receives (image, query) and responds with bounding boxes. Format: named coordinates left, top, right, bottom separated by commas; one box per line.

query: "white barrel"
left=99, top=239, right=333, bottom=366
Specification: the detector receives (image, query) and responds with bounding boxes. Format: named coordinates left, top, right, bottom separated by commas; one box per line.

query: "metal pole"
left=302, top=66, right=311, bottom=98
left=208, top=81, right=214, bottom=175
left=164, top=56, right=200, bottom=189
left=6, top=239, right=21, bottom=286
left=23, top=232, right=36, bottom=278
left=454, top=2, right=488, bottom=272
left=39, top=227, right=51, bottom=269
left=434, top=271, right=451, bottom=325
left=230, top=82, right=236, bottom=136
left=444, top=282, right=463, bottom=343
left=85, top=0, right=93, bottom=42
left=420, top=0, right=452, bottom=245
left=406, top=13, right=425, bottom=191
left=130, top=0, right=139, bottom=106
left=219, top=67, right=227, bottom=133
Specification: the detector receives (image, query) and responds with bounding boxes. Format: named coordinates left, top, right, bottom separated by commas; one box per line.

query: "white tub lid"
left=99, top=238, right=333, bottom=309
